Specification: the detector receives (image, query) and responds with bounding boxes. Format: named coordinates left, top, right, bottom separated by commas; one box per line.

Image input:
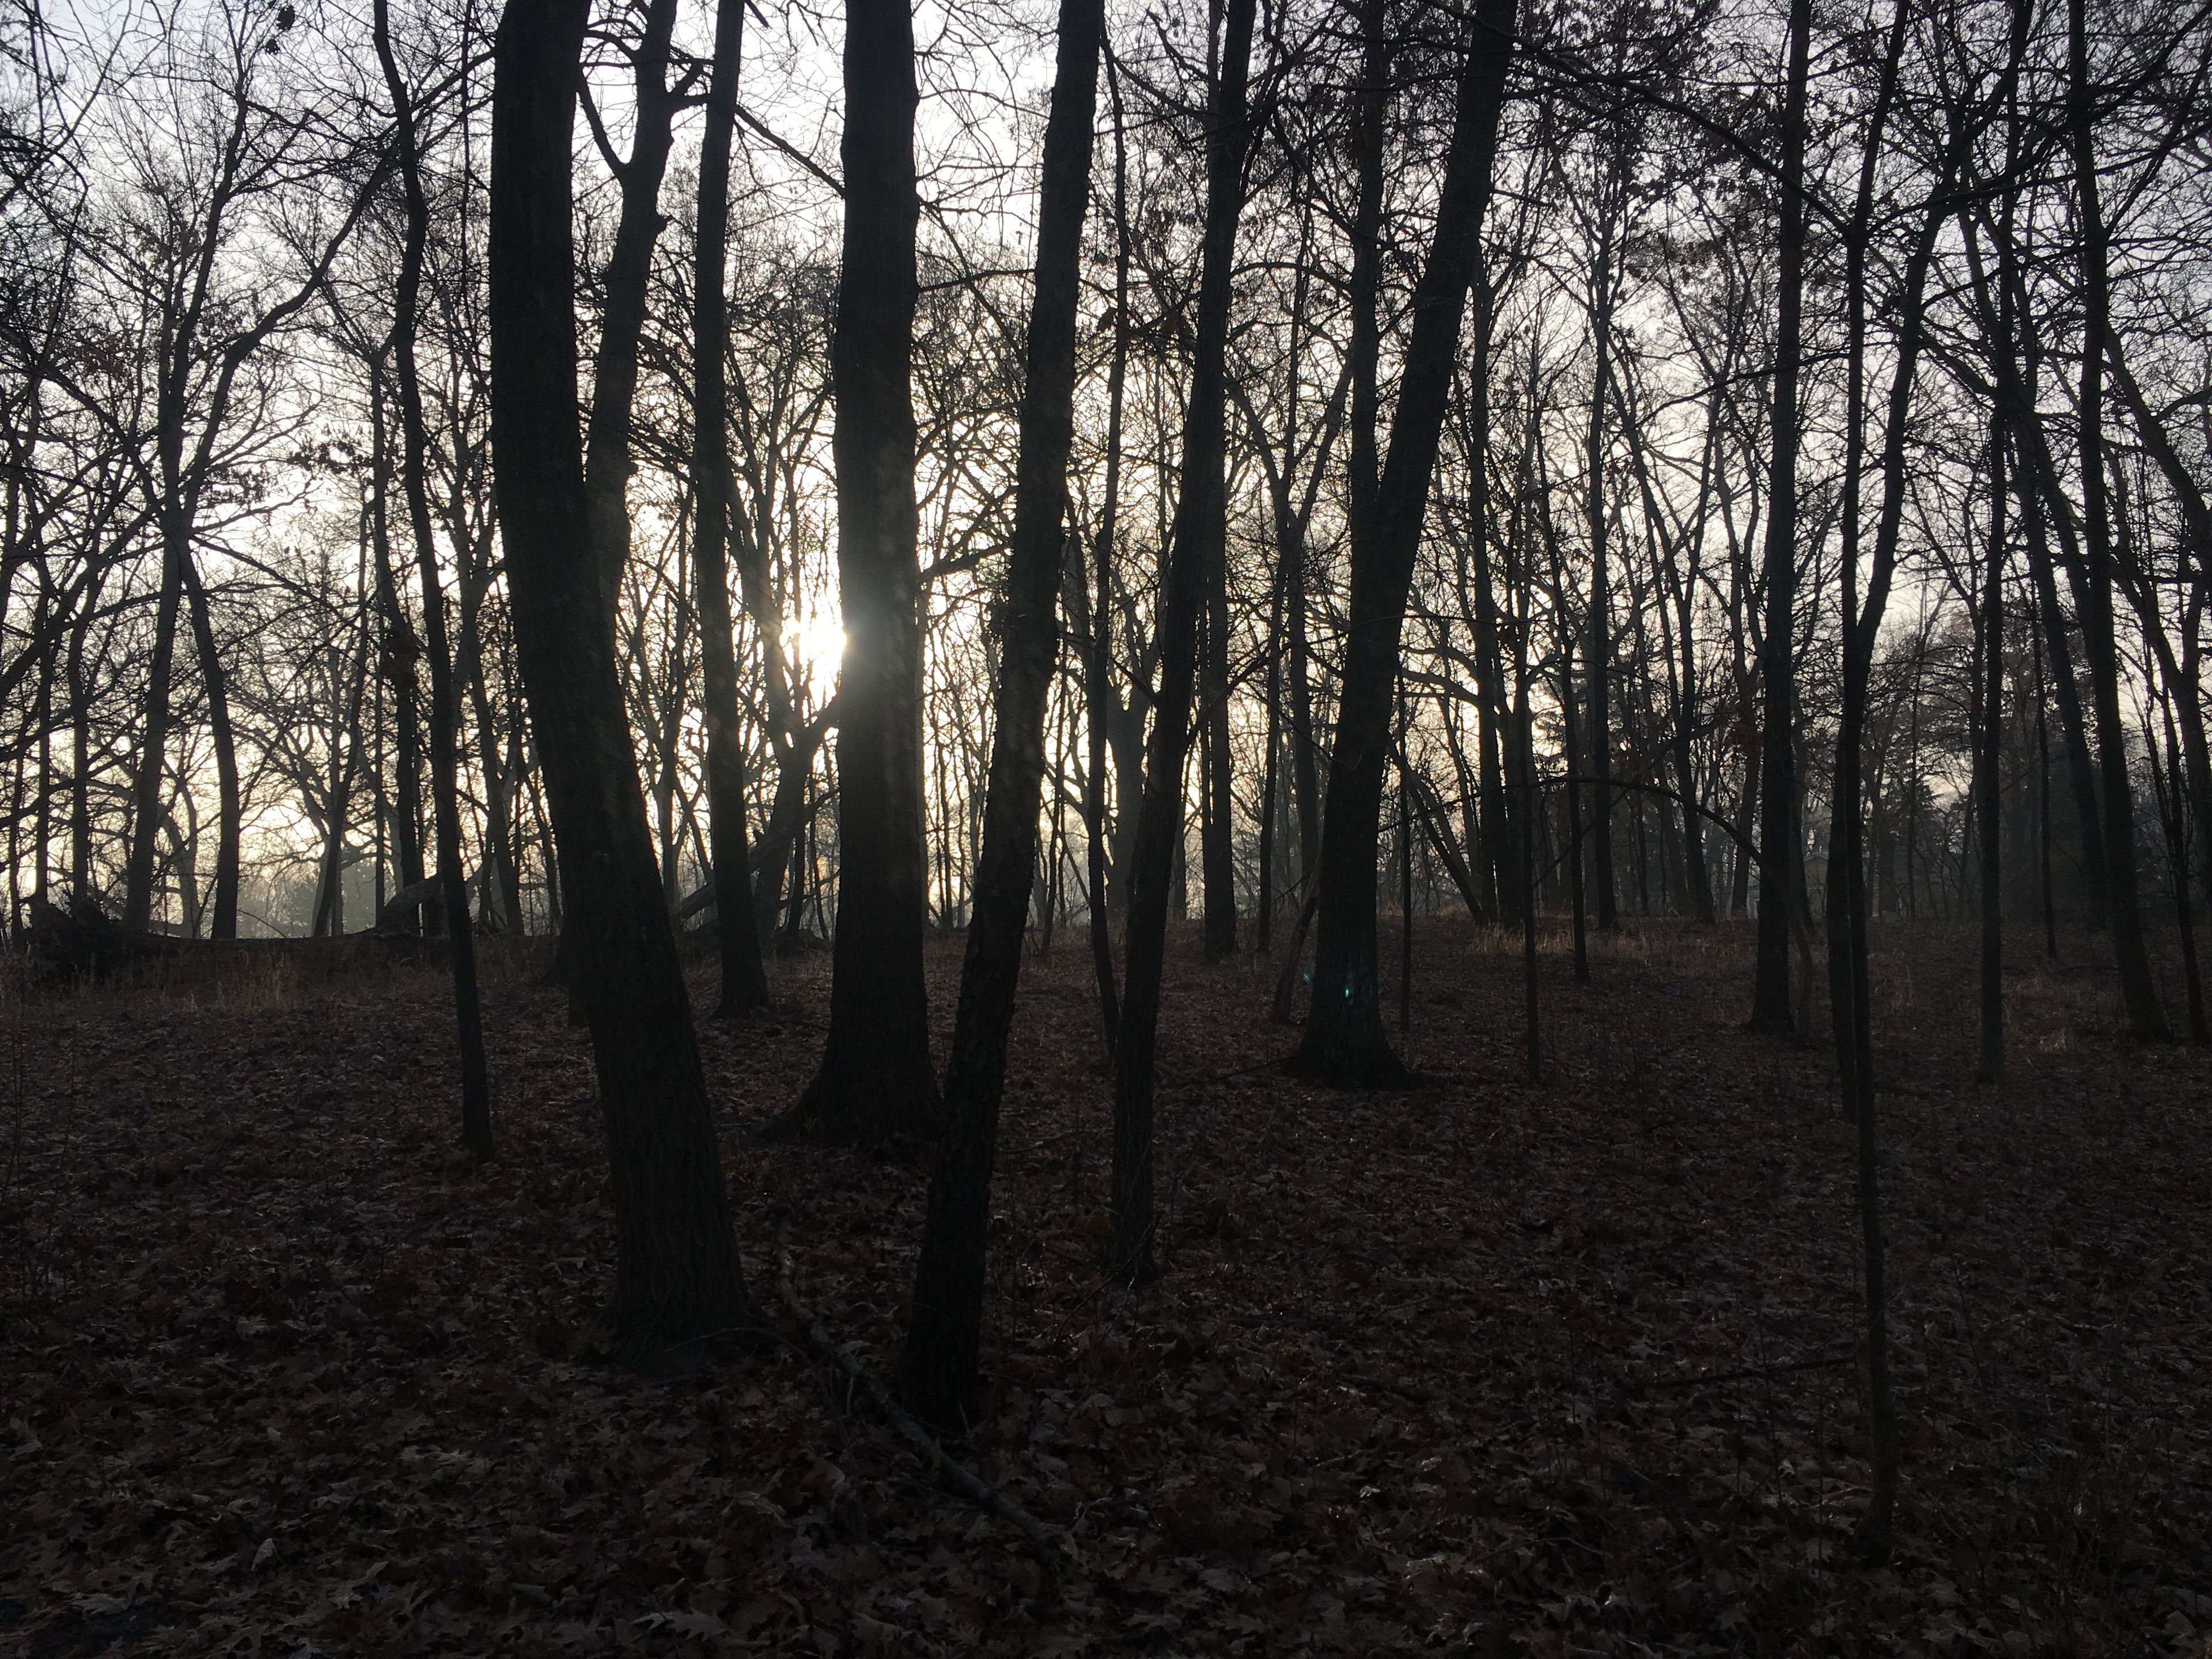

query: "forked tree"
left=487, top=0, right=750, bottom=1354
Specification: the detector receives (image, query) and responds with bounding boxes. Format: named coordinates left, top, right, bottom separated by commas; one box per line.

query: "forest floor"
left=2, top=914, right=2209, bottom=1657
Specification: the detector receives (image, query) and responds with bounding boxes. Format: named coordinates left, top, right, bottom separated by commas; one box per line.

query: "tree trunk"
left=1977, top=406, right=2006, bottom=1081
left=775, top=0, right=941, bottom=1144
left=2107, top=342, right=2212, bottom=898
left=1583, top=175, right=1620, bottom=933
left=1082, top=60, right=1127, bottom=1047
left=1109, top=0, right=1257, bottom=1281
left=896, top=0, right=1101, bottom=1429
left=1293, top=0, right=1517, bottom=1085
left=2067, top=0, right=2170, bottom=1040
left=692, top=0, right=771, bottom=1017
left=121, top=506, right=186, bottom=934
left=583, top=0, right=680, bottom=609
left=488, top=0, right=749, bottom=1353
left=1828, top=13, right=1982, bottom=1559
left=380, top=0, right=493, bottom=1157
left=179, top=550, right=239, bottom=940
left=370, top=367, right=427, bottom=929
left=1748, top=0, right=1810, bottom=1037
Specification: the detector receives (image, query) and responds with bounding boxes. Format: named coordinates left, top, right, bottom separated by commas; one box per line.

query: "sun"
left=786, top=612, right=847, bottom=679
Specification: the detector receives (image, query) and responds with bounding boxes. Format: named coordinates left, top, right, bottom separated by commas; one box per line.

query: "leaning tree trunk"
left=691, top=0, right=771, bottom=1017
left=896, top=0, right=1103, bottom=1431
left=1110, top=0, right=1257, bottom=1282
left=775, top=0, right=941, bottom=1145
left=584, top=0, right=680, bottom=609
left=380, top=0, right=493, bottom=1158
left=488, top=0, right=749, bottom=1354
left=1294, top=0, right=1518, bottom=1086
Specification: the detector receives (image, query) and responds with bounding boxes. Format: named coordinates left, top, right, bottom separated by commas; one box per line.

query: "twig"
left=771, top=1251, right=1080, bottom=1582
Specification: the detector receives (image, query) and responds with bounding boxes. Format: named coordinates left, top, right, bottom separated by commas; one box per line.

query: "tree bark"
left=369, top=366, right=427, bottom=930
left=1291, top=0, right=1517, bottom=1086
left=2067, top=0, right=2170, bottom=1040
left=692, top=0, right=772, bottom=1017
left=380, top=0, right=493, bottom=1158
left=488, top=0, right=750, bottom=1353
left=179, top=550, right=239, bottom=939
left=1109, top=0, right=1256, bottom=1281
left=1583, top=172, right=1620, bottom=933
left=775, top=0, right=941, bottom=1144
left=1749, top=0, right=1810, bottom=1037
left=896, top=0, right=1102, bottom=1430
left=583, top=0, right=680, bottom=609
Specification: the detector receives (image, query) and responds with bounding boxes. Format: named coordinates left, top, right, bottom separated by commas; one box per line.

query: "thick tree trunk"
left=380, top=0, right=493, bottom=1158
left=1292, top=0, right=1517, bottom=1086
left=692, top=0, right=771, bottom=1017
left=488, top=0, right=749, bottom=1353
left=897, top=0, right=1102, bottom=1430
left=776, top=0, right=941, bottom=1144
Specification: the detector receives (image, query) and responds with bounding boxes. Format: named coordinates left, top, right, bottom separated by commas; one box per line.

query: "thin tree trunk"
left=380, top=0, right=493, bottom=1157
left=2067, top=0, right=2170, bottom=1040
left=584, top=0, right=680, bottom=609
left=1749, top=0, right=1811, bottom=1036
left=1584, top=174, right=1620, bottom=933
left=179, top=551, right=239, bottom=939
left=1110, top=0, right=1257, bottom=1281
left=370, top=366, right=426, bottom=927
left=1977, top=405, right=2006, bottom=1081
left=121, top=509, right=186, bottom=933
left=1829, top=9, right=1980, bottom=1558
left=1082, top=69, right=1126, bottom=1045
left=692, top=0, right=771, bottom=1016
left=896, top=0, right=1102, bottom=1429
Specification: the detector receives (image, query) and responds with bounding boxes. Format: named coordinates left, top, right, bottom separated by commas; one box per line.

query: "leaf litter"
left=2, top=918, right=2207, bottom=1656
